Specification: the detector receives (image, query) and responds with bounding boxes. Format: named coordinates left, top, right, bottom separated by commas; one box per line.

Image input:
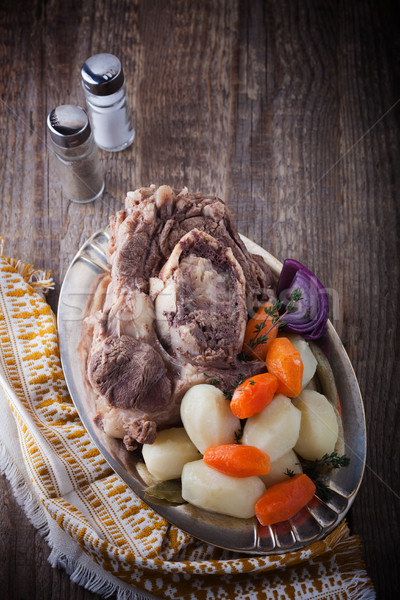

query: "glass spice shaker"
left=47, top=105, right=104, bottom=204
left=81, top=53, right=135, bottom=152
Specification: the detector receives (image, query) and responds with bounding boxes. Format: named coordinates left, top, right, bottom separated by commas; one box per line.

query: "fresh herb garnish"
left=302, top=452, right=350, bottom=473
left=234, top=424, right=244, bottom=444
left=144, top=480, right=186, bottom=505
left=224, top=373, right=246, bottom=400
left=203, top=373, right=220, bottom=386
left=285, top=468, right=296, bottom=478
left=241, top=288, right=303, bottom=361
left=300, top=452, right=350, bottom=501
left=249, top=379, right=255, bottom=385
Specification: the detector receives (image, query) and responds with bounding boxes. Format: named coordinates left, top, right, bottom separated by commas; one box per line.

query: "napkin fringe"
left=0, top=439, right=151, bottom=600
left=0, top=237, right=54, bottom=295
left=0, top=440, right=48, bottom=536
left=48, top=548, right=152, bottom=600
left=332, top=530, right=376, bottom=599
left=0, top=409, right=375, bottom=600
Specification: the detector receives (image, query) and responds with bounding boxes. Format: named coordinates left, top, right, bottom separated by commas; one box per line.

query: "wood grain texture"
left=0, top=0, right=399, bottom=598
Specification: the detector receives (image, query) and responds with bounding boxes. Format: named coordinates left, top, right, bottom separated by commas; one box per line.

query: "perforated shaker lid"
left=47, top=105, right=91, bottom=148
left=81, top=53, right=125, bottom=96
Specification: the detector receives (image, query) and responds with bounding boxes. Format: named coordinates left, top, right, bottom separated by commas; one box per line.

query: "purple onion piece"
left=276, top=258, right=329, bottom=340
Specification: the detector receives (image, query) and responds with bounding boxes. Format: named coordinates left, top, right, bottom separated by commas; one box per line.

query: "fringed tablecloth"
left=0, top=240, right=375, bottom=600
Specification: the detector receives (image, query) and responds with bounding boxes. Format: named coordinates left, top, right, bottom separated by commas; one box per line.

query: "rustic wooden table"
left=0, top=1, right=399, bottom=598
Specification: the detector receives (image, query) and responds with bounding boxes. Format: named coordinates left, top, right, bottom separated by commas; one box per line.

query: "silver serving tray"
left=57, top=229, right=366, bottom=554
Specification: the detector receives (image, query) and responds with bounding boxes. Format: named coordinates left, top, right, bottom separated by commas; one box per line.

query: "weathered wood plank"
left=0, top=0, right=399, bottom=598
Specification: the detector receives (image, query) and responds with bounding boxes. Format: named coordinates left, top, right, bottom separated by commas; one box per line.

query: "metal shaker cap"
left=81, top=53, right=125, bottom=96
left=47, top=105, right=91, bottom=148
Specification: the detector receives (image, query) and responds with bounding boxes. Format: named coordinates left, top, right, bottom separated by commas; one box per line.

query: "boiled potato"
left=181, top=460, right=266, bottom=519
left=142, top=428, right=200, bottom=481
left=259, top=449, right=302, bottom=488
left=286, top=333, right=317, bottom=389
left=293, top=390, right=339, bottom=460
left=180, top=384, right=240, bottom=453
left=242, top=394, right=301, bottom=462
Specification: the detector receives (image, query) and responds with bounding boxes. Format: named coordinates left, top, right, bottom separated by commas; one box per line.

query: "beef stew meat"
left=81, top=185, right=276, bottom=450
left=150, top=228, right=248, bottom=368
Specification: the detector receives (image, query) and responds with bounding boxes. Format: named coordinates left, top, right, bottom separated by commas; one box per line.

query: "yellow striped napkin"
left=0, top=240, right=375, bottom=600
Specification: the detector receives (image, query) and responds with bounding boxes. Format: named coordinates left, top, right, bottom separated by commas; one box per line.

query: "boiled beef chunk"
left=150, top=229, right=247, bottom=368
left=81, top=185, right=276, bottom=451
left=103, top=283, right=156, bottom=341
left=108, top=185, right=275, bottom=307
left=87, top=334, right=176, bottom=446
left=88, top=335, right=170, bottom=410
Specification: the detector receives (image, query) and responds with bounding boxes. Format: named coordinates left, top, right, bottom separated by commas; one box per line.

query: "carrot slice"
left=255, top=473, right=316, bottom=525
left=230, top=373, right=279, bottom=419
left=242, top=302, right=279, bottom=361
left=265, top=337, right=303, bottom=397
left=203, top=444, right=271, bottom=478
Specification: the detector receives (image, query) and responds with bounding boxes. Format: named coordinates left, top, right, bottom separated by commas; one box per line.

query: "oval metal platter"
left=57, top=229, right=366, bottom=554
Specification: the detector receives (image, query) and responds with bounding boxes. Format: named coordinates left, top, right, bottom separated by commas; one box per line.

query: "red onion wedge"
left=276, top=259, right=329, bottom=340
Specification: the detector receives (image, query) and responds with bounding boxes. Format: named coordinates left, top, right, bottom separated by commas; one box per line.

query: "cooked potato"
left=293, top=390, right=339, bottom=460
left=142, top=427, right=200, bottom=481
left=259, top=449, right=302, bottom=488
left=180, top=384, right=240, bottom=453
left=286, top=333, right=317, bottom=389
left=242, top=394, right=301, bottom=462
left=181, top=460, right=266, bottom=518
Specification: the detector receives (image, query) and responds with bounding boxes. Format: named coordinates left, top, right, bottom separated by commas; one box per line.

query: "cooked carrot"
left=265, top=337, right=303, bottom=397
left=230, top=373, right=279, bottom=419
left=203, top=444, right=271, bottom=478
left=242, top=302, right=279, bottom=361
left=255, top=473, right=316, bottom=526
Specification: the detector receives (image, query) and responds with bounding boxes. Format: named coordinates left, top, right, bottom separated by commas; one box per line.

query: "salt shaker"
left=81, top=53, right=135, bottom=152
left=47, top=105, right=104, bottom=204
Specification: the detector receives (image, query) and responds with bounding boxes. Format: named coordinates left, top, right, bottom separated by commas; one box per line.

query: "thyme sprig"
left=203, top=372, right=248, bottom=402
left=234, top=424, right=244, bottom=443
left=241, top=288, right=303, bottom=361
left=224, top=373, right=246, bottom=400
left=300, top=452, right=350, bottom=501
left=203, top=373, right=220, bottom=387
left=301, top=452, right=350, bottom=475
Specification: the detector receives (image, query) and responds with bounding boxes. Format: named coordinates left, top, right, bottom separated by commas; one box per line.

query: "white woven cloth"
left=0, top=383, right=159, bottom=599
left=0, top=245, right=375, bottom=600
